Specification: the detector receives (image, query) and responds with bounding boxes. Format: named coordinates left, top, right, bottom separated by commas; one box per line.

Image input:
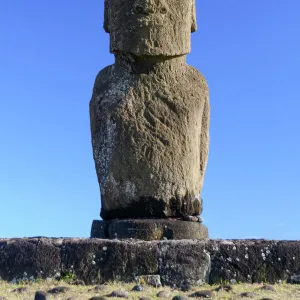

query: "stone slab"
left=90, top=220, right=110, bottom=239
left=1, top=238, right=300, bottom=287
left=91, top=219, right=209, bottom=240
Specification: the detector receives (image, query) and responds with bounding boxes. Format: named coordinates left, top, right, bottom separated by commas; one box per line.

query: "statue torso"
left=90, top=59, right=209, bottom=218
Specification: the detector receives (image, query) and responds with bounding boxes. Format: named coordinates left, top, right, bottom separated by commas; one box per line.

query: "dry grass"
left=0, top=280, right=299, bottom=299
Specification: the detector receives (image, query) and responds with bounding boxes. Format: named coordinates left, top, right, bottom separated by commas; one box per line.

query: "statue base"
left=91, top=219, right=208, bottom=240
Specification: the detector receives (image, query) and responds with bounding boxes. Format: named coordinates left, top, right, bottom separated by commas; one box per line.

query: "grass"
left=0, top=280, right=299, bottom=299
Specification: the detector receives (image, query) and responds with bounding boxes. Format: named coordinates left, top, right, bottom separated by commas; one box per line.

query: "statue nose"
left=133, top=0, right=155, bottom=15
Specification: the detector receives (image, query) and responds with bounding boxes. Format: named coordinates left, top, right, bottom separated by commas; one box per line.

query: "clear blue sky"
left=1, top=1, right=300, bottom=239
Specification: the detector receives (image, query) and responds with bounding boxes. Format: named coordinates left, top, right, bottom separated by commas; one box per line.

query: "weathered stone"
left=61, top=239, right=158, bottom=284
left=139, top=297, right=153, bottom=300
left=1, top=238, right=300, bottom=287
left=0, top=239, right=60, bottom=282
left=207, top=239, right=300, bottom=284
left=135, top=275, right=162, bottom=287
left=34, top=290, right=50, bottom=300
left=48, top=286, right=71, bottom=294
left=90, top=0, right=210, bottom=221
left=290, top=274, right=300, bottom=284
left=108, top=290, right=129, bottom=298
left=159, top=240, right=210, bottom=286
left=109, top=219, right=208, bottom=240
left=91, top=220, right=110, bottom=239
left=172, top=296, right=189, bottom=300
left=105, top=0, right=196, bottom=56
left=156, top=290, right=170, bottom=298
left=190, top=290, right=214, bottom=298
left=240, top=292, right=259, bottom=298
left=259, top=285, right=275, bottom=291
left=89, top=285, right=107, bottom=292
left=90, top=297, right=107, bottom=300
left=132, top=284, right=144, bottom=291
left=183, top=216, right=203, bottom=223
left=180, top=282, right=192, bottom=292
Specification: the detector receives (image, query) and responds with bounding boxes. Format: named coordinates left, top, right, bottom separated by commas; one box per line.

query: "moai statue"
left=90, top=0, right=210, bottom=237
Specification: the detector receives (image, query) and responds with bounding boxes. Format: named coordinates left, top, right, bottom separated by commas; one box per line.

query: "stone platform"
left=0, top=238, right=300, bottom=286
left=91, top=219, right=208, bottom=240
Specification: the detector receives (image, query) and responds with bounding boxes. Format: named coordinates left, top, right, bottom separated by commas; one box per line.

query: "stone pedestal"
left=1, top=238, right=300, bottom=286
left=91, top=219, right=208, bottom=240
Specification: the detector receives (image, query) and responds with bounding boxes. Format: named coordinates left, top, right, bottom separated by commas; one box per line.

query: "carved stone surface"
left=90, top=0, right=210, bottom=219
left=61, top=239, right=158, bottom=284
left=0, top=239, right=60, bottom=282
left=91, top=220, right=110, bottom=239
left=1, top=239, right=300, bottom=286
left=104, top=0, right=197, bottom=56
left=91, top=219, right=209, bottom=240
left=158, top=240, right=211, bottom=286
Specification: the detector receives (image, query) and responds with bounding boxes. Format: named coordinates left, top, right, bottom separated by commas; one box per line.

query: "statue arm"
left=89, top=73, right=101, bottom=137
left=199, top=95, right=210, bottom=183
left=89, top=66, right=113, bottom=136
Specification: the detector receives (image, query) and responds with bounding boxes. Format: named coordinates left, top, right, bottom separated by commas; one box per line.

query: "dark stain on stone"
left=101, top=196, right=201, bottom=220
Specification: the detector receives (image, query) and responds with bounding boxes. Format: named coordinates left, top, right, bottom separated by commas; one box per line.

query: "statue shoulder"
left=185, top=65, right=209, bottom=91
left=93, top=64, right=114, bottom=92
left=90, top=65, right=114, bottom=112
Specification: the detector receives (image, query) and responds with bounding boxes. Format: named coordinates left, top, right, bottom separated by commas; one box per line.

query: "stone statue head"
left=104, top=0, right=197, bottom=56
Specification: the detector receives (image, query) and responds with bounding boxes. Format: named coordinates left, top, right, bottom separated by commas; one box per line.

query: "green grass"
left=0, top=280, right=299, bottom=299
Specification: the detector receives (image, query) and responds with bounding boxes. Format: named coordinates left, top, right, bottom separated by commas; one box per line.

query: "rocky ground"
left=0, top=281, right=299, bottom=300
